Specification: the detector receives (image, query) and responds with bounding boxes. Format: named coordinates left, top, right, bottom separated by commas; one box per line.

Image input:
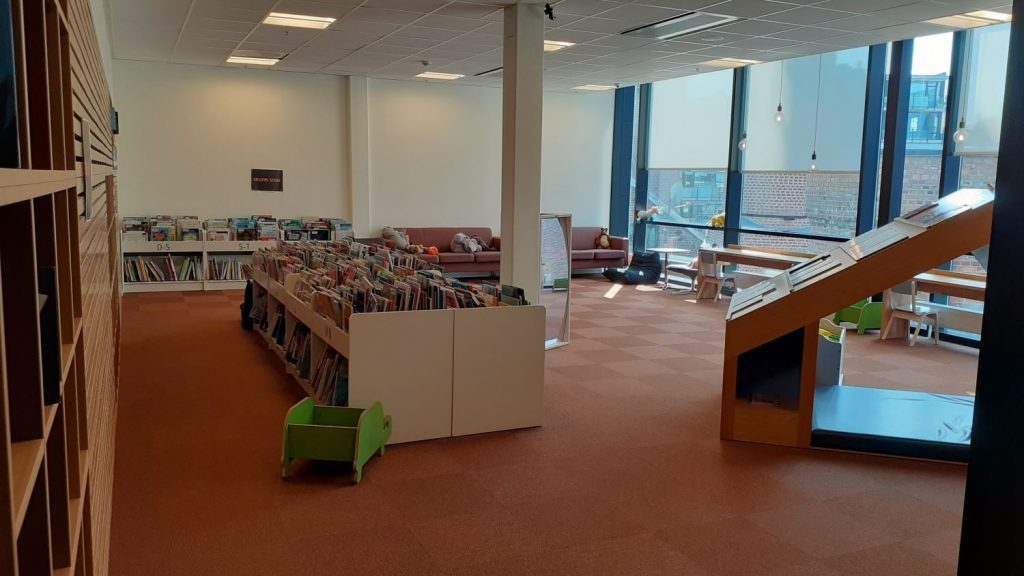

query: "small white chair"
left=696, top=250, right=735, bottom=302
left=881, top=280, right=939, bottom=346
left=666, top=257, right=699, bottom=293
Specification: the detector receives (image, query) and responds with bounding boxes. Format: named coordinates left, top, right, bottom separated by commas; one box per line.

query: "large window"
left=646, top=70, right=733, bottom=227
left=957, top=22, right=1009, bottom=191
left=740, top=48, right=869, bottom=239
left=900, top=32, right=953, bottom=216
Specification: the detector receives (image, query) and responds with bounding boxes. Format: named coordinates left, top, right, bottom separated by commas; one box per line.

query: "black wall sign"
left=251, top=169, right=283, bottom=192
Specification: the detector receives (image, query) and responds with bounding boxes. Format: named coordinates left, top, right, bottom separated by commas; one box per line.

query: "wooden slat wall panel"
left=65, top=0, right=117, bottom=574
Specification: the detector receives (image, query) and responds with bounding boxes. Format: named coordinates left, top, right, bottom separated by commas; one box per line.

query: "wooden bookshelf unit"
left=721, top=189, right=993, bottom=461
left=0, top=0, right=120, bottom=574
left=249, top=268, right=546, bottom=444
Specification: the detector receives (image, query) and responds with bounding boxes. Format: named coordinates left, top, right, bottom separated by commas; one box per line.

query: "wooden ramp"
left=720, top=188, right=993, bottom=454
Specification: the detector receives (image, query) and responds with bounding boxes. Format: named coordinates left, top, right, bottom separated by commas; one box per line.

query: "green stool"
left=281, top=398, right=392, bottom=483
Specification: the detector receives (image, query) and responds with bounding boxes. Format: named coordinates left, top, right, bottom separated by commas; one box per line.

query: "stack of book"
left=177, top=217, right=202, bottom=241
left=148, top=216, right=178, bottom=241
left=122, top=217, right=148, bottom=241
left=207, top=256, right=244, bottom=280
left=204, top=219, right=230, bottom=240
left=251, top=238, right=522, bottom=335
left=122, top=255, right=200, bottom=282
left=310, top=350, right=348, bottom=406
left=230, top=217, right=257, bottom=241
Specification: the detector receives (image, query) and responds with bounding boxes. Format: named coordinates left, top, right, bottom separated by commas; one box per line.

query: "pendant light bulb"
left=954, top=118, right=968, bottom=143
left=774, top=103, right=784, bottom=123
left=738, top=132, right=748, bottom=151
left=810, top=151, right=817, bottom=172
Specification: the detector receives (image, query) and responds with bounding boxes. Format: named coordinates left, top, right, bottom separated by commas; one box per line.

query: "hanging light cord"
left=960, top=32, right=972, bottom=123
left=813, top=54, right=822, bottom=153
left=778, top=61, right=785, bottom=106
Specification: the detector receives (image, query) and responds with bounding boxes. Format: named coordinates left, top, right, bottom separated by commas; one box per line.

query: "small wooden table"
left=648, top=247, right=691, bottom=290
left=881, top=269, right=987, bottom=340
left=696, top=247, right=809, bottom=300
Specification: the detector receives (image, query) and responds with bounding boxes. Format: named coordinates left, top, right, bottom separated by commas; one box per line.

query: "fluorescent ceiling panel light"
left=264, top=12, right=336, bottom=30
left=226, top=56, right=280, bottom=65
left=622, top=11, right=737, bottom=41
left=416, top=72, right=464, bottom=80
left=966, top=10, right=1011, bottom=22
left=701, top=57, right=761, bottom=68
left=544, top=40, right=575, bottom=52
left=574, top=84, right=616, bottom=91
left=926, top=11, right=1011, bottom=28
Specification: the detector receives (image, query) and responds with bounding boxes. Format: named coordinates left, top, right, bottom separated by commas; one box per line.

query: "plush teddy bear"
left=381, top=226, right=409, bottom=250
left=425, top=246, right=439, bottom=256
left=451, top=233, right=482, bottom=253
left=405, top=244, right=425, bottom=255
left=595, top=228, right=611, bottom=249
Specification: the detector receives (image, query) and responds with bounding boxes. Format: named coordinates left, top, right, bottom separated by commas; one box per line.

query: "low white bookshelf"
left=120, top=237, right=277, bottom=293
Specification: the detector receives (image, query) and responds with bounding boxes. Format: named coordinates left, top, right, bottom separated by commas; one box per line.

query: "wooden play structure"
left=282, top=398, right=392, bottom=483
left=720, top=188, right=993, bottom=461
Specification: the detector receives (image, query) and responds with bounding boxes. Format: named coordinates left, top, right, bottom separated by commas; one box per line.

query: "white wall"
left=367, top=78, right=613, bottom=232
left=90, top=0, right=114, bottom=88
left=112, top=60, right=349, bottom=219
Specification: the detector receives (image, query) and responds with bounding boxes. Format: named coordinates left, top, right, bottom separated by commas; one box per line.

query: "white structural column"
left=500, top=2, right=544, bottom=305
left=348, top=75, right=372, bottom=238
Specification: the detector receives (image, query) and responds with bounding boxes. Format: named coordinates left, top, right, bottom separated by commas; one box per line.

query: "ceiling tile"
left=189, top=3, right=267, bottom=22
left=415, top=14, right=491, bottom=30
left=816, top=32, right=889, bottom=46
left=825, top=14, right=906, bottom=31
left=544, top=29, right=609, bottom=43
left=585, top=34, right=661, bottom=49
left=763, top=6, right=854, bottom=24
left=870, top=1, right=962, bottom=20
left=705, top=0, right=794, bottom=18
left=687, top=45, right=761, bottom=57
left=562, top=17, right=629, bottom=34
left=727, top=36, right=801, bottom=49
left=815, top=0, right=919, bottom=13
left=395, top=25, right=467, bottom=40
left=363, top=0, right=450, bottom=13
left=548, top=0, right=624, bottom=17
left=434, top=2, right=503, bottom=18
left=597, top=4, right=691, bottom=26
left=342, top=7, right=425, bottom=25
left=273, top=0, right=358, bottom=19
left=633, top=0, right=724, bottom=9
left=768, top=25, right=848, bottom=40
left=110, top=0, right=192, bottom=23
left=653, top=52, right=710, bottom=64
left=872, top=20, right=953, bottom=39
left=715, top=19, right=798, bottom=35
left=330, top=20, right=405, bottom=36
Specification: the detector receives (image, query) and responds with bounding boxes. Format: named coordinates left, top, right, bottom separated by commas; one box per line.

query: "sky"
left=912, top=32, right=955, bottom=75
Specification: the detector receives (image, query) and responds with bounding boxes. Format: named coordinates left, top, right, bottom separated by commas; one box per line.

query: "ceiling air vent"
left=621, top=12, right=737, bottom=41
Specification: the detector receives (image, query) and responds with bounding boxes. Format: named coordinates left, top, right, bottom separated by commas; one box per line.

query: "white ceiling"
left=108, top=0, right=1012, bottom=89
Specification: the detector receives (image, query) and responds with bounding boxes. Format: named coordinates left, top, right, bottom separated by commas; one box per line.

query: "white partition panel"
left=452, top=306, right=545, bottom=436
left=349, top=310, right=455, bottom=444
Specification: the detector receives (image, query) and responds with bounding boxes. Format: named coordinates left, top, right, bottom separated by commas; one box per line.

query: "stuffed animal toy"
left=595, top=228, right=611, bottom=249
left=450, top=233, right=482, bottom=253
left=425, top=246, right=439, bottom=256
left=473, top=235, right=492, bottom=251
left=405, top=244, right=425, bottom=255
left=381, top=226, right=410, bottom=250
left=634, top=206, right=661, bottom=222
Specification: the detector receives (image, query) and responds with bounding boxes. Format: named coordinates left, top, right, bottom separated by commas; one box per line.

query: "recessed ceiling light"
left=701, top=57, right=762, bottom=68
left=226, top=56, right=280, bottom=66
left=544, top=40, right=575, bottom=52
left=622, top=11, right=737, bottom=41
left=416, top=72, right=464, bottom=80
left=263, top=12, right=336, bottom=30
left=574, top=84, right=616, bottom=91
left=966, top=10, right=1011, bottom=22
left=926, top=11, right=1011, bottom=28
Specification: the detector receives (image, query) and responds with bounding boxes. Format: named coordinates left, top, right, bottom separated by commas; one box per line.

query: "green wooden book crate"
left=281, top=398, right=392, bottom=483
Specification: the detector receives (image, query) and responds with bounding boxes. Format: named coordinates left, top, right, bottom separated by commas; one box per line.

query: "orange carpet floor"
left=111, top=279, right=974, bottom=575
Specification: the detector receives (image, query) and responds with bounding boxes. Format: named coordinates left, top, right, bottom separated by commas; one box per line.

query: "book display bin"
left=250, top=268, right=546, bottom=444
left=281, top=398, right=392, bottom=483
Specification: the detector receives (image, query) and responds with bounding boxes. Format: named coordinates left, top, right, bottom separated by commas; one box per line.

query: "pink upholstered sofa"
left=385, top=226, right=628, bottom=274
